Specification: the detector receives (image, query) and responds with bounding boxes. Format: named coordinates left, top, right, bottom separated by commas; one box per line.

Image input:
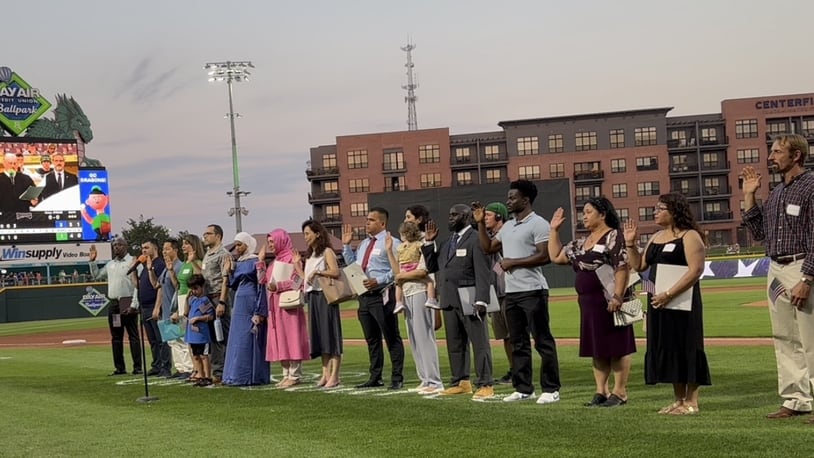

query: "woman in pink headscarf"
left=261, top=229, right=310, bottom=388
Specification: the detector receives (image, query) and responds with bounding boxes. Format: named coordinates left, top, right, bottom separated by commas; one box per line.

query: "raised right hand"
left=550, top=207, right=566, bottom=231
left=384, top=232, right=393, bottom=251
left=88, top=244, right=97, bottom=262
left=741, top=166, right=762, bottom=194
left=471, top=201, right=485, bottom=224
left=424, top=220, right=438, bottom=242
left=342, top=224, right=353, bottom=245
left=623, top=220, right=638, bottom=246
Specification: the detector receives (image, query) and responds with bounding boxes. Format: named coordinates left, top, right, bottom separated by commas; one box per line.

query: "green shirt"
left=176, top=262, right=195, bottom=295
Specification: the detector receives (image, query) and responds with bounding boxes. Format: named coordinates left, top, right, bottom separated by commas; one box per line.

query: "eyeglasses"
left=202, top=232, right=214, bottom=236
left=654, top=206, right=669, bottom=212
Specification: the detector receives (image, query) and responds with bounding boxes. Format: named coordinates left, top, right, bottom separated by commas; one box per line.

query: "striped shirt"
left=741, top=170, right=814, bottom=275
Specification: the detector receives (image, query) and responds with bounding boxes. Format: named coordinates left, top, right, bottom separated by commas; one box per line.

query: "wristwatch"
left=801, top=277, right=813, bottom=286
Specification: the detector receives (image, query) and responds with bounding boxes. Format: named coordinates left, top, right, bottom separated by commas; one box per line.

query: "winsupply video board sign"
left=0, top=242, right=112, bottom=266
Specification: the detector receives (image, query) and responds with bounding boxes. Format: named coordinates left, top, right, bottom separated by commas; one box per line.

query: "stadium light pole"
left=204, top=60, right=254, bottom=233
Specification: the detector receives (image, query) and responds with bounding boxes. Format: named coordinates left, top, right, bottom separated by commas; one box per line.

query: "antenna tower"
left=401, top=41, right=418, bottom=131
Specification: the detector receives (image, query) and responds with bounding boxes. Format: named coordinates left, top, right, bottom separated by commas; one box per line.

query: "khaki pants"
left=768, top=260, right=814, bottom=412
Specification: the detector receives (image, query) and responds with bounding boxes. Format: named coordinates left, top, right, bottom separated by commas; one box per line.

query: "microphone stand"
left=137, top=309, right=159, bottom=404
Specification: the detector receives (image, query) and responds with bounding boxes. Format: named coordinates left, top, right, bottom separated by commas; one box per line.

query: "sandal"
left=668, top=405, right=699, bottom=415
left=658, top=401, right=682, bottom=414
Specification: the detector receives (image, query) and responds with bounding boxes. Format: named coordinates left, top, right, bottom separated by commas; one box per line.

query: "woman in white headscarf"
left=222, top=232, right=270, bottom=386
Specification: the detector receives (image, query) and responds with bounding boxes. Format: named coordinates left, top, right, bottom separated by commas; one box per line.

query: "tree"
left=120, top=215, right=171, bottom=255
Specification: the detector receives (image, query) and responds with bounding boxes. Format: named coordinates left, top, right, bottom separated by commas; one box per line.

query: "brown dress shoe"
left=766, top=406, right=808, bottom=419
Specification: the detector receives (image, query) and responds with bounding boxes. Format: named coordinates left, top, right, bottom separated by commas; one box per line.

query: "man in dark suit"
left=423, top=203, right=495, bottom=400
left=0, top=152, right=38, bottom=215
left=41, top=153, right=78, bottom=200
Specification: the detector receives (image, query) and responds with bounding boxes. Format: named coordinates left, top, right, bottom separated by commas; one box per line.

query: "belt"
left=771, top=253, right=807, bottom=265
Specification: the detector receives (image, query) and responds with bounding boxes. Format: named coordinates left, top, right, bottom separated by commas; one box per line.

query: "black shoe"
left=132, top=368, right=143, bottom=375
left=108, top=370, right=127, bottom=376
left=175, top=372, right=192, bottom=380
left=388, top=381, right=404, bottom=390
left=496, top=371, right=512, bottom=384
left=600, top=394, right=627, bottom=407
left=147, top=369, right=161, bottom=376
left=584, top=393, right=608, bottom=407
left=355, top=380, right=384, bottom=389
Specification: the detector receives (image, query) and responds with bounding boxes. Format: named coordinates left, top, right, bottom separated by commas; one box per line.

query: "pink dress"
left=264, top=261, right=310, bottom=362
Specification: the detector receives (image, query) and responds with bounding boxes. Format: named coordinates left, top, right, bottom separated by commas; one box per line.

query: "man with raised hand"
left=202, top=224, right=233, bottom=384
left=133, top=238, right=170, bottom=377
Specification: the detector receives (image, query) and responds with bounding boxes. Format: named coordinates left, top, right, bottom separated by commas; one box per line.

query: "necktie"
left=8, top=171, right=13, bottom=185
left=448, top=233, right=459, bottom=261
left=58, top=173, right=63, bottom=189
left=360, top=236, right=377, bottom=271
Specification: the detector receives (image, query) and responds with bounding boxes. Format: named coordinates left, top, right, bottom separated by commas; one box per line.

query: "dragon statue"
left=24, top=94, right=102, bottom=166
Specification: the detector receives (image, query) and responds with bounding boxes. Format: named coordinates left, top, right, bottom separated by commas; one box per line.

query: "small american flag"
left=769, top=278, right=787, bottom=305
left=640, top=278, right=656, bottom=295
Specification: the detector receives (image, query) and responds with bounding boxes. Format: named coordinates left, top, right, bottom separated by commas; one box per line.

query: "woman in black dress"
left=624, top=192, right=710, bottom=415
left=549, top=197, right=636, bottom=407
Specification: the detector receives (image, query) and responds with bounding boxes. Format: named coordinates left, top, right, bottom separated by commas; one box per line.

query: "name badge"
left=592, top=244, right=606, bottom=253
left=201, top=262, right=207, bottom=270
left=371, top=248, right=382, bottom=256
left=456, top=248, right=467, bottom=257
left=787, top=204, right=801, bottom=216
left=663, top=243, right=676, bottom=253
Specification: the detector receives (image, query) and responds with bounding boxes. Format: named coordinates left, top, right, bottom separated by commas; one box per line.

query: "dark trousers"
left=443, top=306, right=493, bottom=387
left=357, top=288, right=404, bottom=383
left=207, top=293, right=231, bottom=379
left=108, top=301, right=141, bottom=372
left=140, top=305, right=171, bottom=374
left=505, top=290, right=560, bottom=394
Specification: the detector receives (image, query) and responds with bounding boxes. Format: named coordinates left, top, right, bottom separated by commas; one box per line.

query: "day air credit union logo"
left=0, top=66, right=52, bottom=135
left=78, top=286, right=110, bottom=317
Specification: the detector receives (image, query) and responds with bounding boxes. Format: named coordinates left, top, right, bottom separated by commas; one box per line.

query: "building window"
left=701, top=127, right=717, bottom=143
left=735, top=119, right=758, bottom=139
left=736, top=148, right=759, bottom=164
left=348, top=178, right=369, bottom=193
left=485, top=169, right=502, bottom=183
left=634, top=127, right=657, bottom=146
left=383, top=151, right=404, bottom=171
left=802, top=119, right=814, bottom=137
left=419, top=144, right=441, bottom=163
left=702, top=153, right=721, bottom=168
left=517, top=136, right=539, bottom=155
left=575, top=185, right=600, bottom=202
left=420, top=173, right=442, bottom=188
left=454, top=147, right=471, bottom=163
left=548, top=134, right=563, bottom=153
left=347, top=149, right=368, bottom=169
left=636, top=156, right=658, bottom=171
left=612, top=183, right=627, bottom=198
left=518, top=165, right=541, bottom=180
left=384, top=176, right=406, bottom=192
left=618, top=208, right=629, bottom=222
left=639, top=207, right=655, bottom=221
left=639, top=233, right=652, bottom=244
left=637, top=181, right=660, bottom=196
left=484, top=145, right=500, bottom=160
left=325, top=205, right=340, bottom=219
left=352, top=226, right=366, bottom=241
left=322, top=154, right=337, bottom=169
left=610, top=129, right=625, bottom=149
left=611, top=158, right=626, bottom=173
left=549, top=163, right=564, bottom=178
left=766, top=120, right=788, bottom=138
left=673, top=179, right=689, bottom=194
left=575, top=131, right=598, bottom=151
left=350, top=202, right=369, bottom=217
left=769, top=172, right=783, bottom=190
left=456, top=171, right=473, bottom=186
left=323, top=181, right=339, bottom=194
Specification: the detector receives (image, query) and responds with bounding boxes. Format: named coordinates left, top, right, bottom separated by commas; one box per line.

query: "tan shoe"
left=472, top=385, right=495, bottom=400
left=440, top=380, right=473, bottom=395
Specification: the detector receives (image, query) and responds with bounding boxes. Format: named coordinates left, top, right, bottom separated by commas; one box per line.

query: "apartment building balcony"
left=481, top=153, right=509, bottom=164
left=667, top=138, right=697, bottom=150
left=451, top=157, right=478, bottom=169
left=669, top=164, right=700, bottom=175
left=575, top=196, right=600, bottom=206
left=573, top=170, right=604, bottom=182
left=383, top=162, right=407, bottom=174
left=702, top=211, right=733, bottom=221
left=671, top=188, right=700, bottom=198
left=319, top=215, right=343, bottom=227
left=703, top=185, right=731, bottom=197
left=305, top=167, right=340, bottom=181
left=700, top=160, right=730, bottom=173
left=308, top=191, right=341, bottom=204
left=699, top=136, right=729, bottom=148
left=636, top=163, right=659, bottom=172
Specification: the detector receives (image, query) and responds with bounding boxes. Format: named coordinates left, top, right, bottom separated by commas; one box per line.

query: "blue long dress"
left=222, top=259, right=270, bottom=386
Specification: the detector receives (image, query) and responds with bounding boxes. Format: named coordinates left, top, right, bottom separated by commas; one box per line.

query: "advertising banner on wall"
left=0, top=242, right=111, bottom=266
left=0, top=67, right=52, bottom=135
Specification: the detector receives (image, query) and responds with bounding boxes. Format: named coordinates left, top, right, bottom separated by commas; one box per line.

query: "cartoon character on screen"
left=80, top=185, right=111, bottom=241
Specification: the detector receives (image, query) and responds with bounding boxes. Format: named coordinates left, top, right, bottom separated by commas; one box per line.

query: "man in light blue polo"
left=476, top=179, right=561, bottom=403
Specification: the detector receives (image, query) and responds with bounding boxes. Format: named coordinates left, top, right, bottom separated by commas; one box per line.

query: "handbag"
left=279, top=290, right=305, bottom=309
left=157, top=319, right=185, bottom=341
left=316, top=274, right=355, bottom=305
left=613, top=297, right=644, bottom=327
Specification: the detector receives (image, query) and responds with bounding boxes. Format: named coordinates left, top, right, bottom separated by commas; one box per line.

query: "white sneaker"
left=503, top=391, right=535, bottom=402
left=393, top=303, right=406, bottom=314
left=536, top=391, right=560, bottom=405
left=419, top=386, right=442, bottom=395
left=407, top=384, right=427, bottom=393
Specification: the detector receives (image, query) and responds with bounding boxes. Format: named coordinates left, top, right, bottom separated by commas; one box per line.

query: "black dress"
left=644, top=236, right=711, bottom=385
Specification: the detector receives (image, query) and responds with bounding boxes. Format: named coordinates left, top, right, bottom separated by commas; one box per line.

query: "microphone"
left=127, top=255, right=148, bottom=275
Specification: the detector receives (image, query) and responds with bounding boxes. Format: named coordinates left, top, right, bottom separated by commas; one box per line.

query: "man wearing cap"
left=35, top=154, right=53, bottom=180
left=41, top=153, right=78, bottom=200
left=484, top=202, right=513, bottom=384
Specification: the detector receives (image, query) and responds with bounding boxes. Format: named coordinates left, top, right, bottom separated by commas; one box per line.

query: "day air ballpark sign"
left=0, top=67, right=52, bottom=135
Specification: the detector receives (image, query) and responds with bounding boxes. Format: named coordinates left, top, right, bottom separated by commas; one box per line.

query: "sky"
left=3, top=0, right=813, bottom=240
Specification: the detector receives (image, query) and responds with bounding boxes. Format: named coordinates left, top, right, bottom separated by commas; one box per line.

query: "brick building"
left=306, top=92, right=814, bottom=247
